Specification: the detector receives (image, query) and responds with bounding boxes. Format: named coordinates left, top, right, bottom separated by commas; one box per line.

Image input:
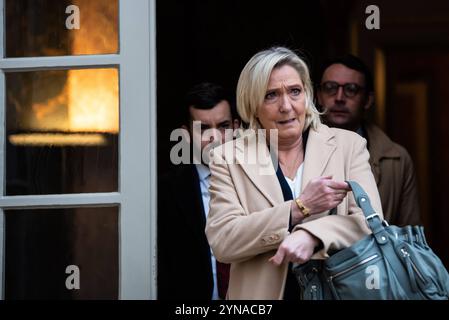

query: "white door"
left=0, top=0, right=156, bottom=299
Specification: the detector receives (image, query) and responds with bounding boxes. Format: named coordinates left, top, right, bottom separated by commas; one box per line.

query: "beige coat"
left=365, top=124, right=421, bottom=226
left=205, top=123, right=383, bottom=300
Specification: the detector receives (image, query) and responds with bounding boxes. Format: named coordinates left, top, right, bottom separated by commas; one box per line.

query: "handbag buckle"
left=365, top=213, right=380, bottom=221
left=365, top=213, right=383, bottom=229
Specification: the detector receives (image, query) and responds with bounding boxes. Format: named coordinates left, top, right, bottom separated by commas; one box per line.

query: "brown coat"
left=365, top=124, right=421, bottom=226
left=205, top=124, right=383, bottom=299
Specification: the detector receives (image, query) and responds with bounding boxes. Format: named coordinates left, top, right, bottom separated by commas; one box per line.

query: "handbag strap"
left=344, top=181, right=423, bottom=294
left=346, top=180, right=387, bottom=244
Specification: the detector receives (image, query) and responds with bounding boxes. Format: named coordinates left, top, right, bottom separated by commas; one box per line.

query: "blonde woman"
left=205, top=47, right=383, bottom=300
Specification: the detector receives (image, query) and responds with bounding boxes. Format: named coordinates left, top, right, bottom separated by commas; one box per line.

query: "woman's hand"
left=291, top=176, right=350, bottom=224
left=269, top=230, right=320, bottom=266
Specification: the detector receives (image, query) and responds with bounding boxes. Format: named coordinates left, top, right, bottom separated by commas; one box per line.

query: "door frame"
left=0, top=0, right=157, bottom=299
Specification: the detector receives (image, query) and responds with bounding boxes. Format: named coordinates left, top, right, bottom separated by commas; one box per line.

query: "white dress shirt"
left=284, top=163, right=304, bottom=199
left=195, top=163, right=219, bottom=300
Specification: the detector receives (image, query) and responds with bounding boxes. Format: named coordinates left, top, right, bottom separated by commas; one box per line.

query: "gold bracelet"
left=295, top=198, right=311, bottom=218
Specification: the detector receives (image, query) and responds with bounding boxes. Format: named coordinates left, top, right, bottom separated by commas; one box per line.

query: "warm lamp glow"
left=68, top=68, right=119, bottom=133
left=25, top=0, right=119, bottom=135
left=67, top=1, right=119, bottom=133
left=9, top=133, right=108, bottom=146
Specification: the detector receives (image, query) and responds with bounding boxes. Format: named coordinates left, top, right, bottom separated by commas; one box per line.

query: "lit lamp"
left=8, top=0, right=119, bottom=146
left=8, top=0, right=118, bottom=147
left=8, top=67, right=118, bottom=147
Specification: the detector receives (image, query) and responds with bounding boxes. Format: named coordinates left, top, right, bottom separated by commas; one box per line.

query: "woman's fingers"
left=327, top=179, right=350, bottom=191
left=269, top=248, right=285, bottom=266
left=269, top=231, right=317, bottom=266
left=270, top=247, right=307, bottom=266
left=300, top=177, right=351, bottom=214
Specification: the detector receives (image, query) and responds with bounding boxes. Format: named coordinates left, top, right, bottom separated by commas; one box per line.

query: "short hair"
left=319, top=54, right=374, bottom=92
left=236, top=46, right=321, bottom=131
left=182, top=82, right=235, bottom=125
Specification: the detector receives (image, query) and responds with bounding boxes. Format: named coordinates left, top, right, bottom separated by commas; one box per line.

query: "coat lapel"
left=235, top=132, right=284, bottom=206
left=234, top=125, right=336, bottom=205
left=301, top=124, right=337, bottom=191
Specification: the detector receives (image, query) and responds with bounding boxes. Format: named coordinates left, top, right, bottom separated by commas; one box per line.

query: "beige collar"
left=234, top=124, right=336, bottom=206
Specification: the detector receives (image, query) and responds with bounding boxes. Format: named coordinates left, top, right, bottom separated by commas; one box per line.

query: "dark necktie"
left=216, top=260, right=230, bottom=299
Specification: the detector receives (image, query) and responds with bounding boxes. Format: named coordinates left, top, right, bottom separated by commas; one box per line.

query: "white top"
left=284, top=163, right=304, bottom=199
left=195, top=163, right=219, bottom=300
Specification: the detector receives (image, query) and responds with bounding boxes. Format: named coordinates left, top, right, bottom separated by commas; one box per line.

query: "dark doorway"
left=156, top=0, right=336, bottom=174
left=385, top=49, right=449, bottom=266
left=156, top=0, right=449, bottom=269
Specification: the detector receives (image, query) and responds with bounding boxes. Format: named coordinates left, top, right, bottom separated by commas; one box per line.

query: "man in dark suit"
left=158, top=83, right=239, bottom=300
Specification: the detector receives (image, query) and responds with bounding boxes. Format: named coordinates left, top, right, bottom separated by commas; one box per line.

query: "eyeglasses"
left=319, top=81, right=365, bottom=98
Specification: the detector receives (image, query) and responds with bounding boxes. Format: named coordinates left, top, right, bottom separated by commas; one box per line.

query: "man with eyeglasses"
left=316, top=54, right=421, bottom=226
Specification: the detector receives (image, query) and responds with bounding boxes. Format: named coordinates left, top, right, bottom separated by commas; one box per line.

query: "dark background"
left=156, top=0, right=449, bottom=267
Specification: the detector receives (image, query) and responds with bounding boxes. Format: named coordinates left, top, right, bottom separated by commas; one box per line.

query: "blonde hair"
left=236, top=47, right=321, bottom=130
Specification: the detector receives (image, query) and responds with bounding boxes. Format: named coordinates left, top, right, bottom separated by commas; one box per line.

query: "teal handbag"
left=292, top=181, right=449, bottom=300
